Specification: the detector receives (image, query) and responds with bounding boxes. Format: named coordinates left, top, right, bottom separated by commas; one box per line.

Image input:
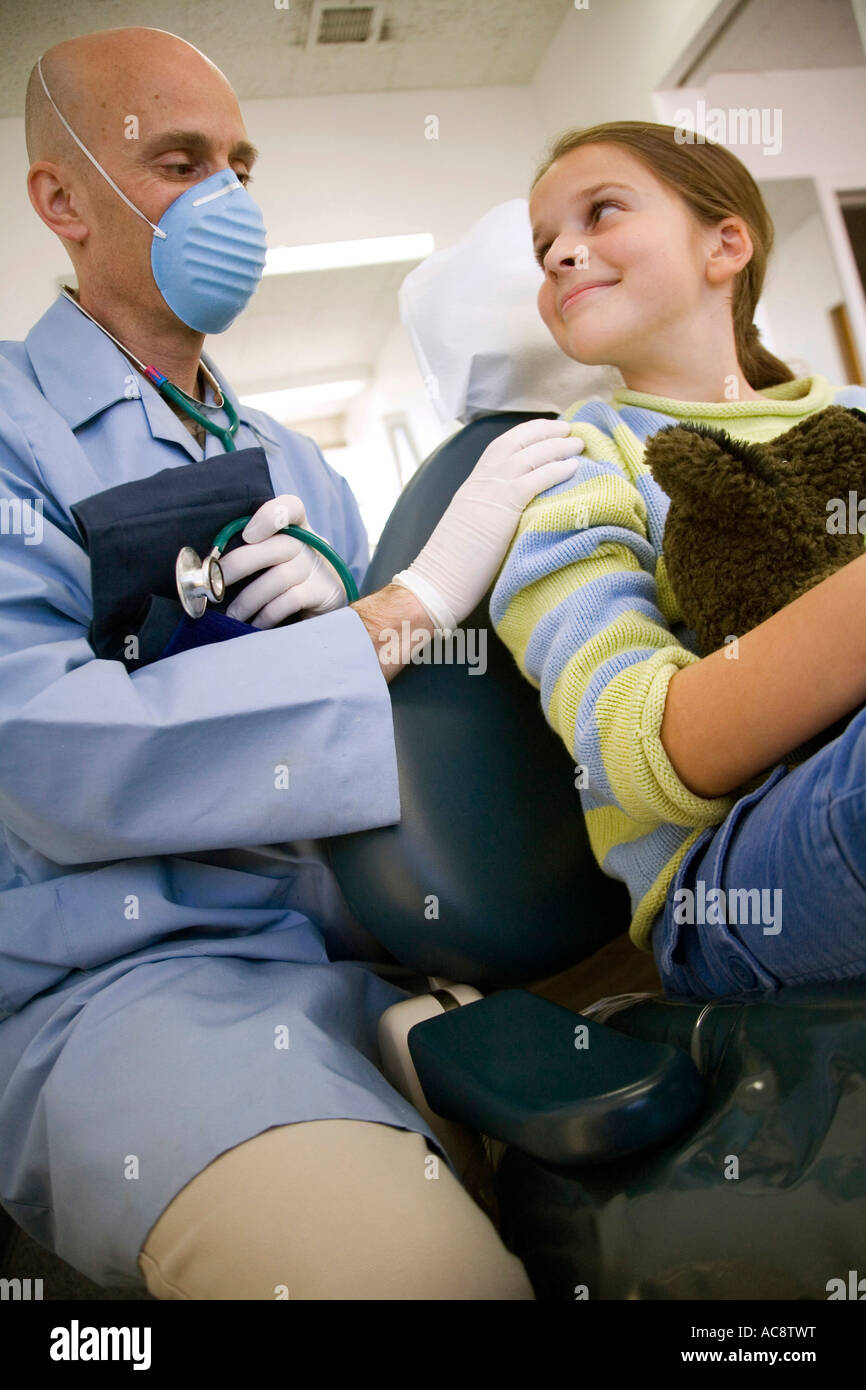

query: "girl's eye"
left=588, top=199, right=618, bottom=225
left=534, top=200, right=620, bottom=266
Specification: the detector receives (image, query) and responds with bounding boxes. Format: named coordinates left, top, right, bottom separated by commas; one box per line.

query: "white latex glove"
left=392, top=418, right=584, bottom=632
left=220, top=494, right=346, bottom=628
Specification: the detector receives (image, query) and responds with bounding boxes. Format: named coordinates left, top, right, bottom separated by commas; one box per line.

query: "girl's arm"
left=661, top=551, right=866, bottom=797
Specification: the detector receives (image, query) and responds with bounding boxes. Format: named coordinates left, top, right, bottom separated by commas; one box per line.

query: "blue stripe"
left=602, top=818, right=695, bottom=909
left=615, top=405, right=681, bottom=440
left=490, top=522, right=656, bottom=622
left=566, top=400, right=623, bottom=432
left=540, top=644, right=665, bottom=802
left=535, top=456, right=627, bottom=496
left=527, top=568, right=669, bottom=689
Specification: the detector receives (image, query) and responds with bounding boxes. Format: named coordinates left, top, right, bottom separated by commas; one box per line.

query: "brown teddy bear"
left=644, top=403, right=866, bottom=767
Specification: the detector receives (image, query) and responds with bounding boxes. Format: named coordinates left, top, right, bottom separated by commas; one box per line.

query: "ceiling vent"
left=308, top=2, right=386, bottom=48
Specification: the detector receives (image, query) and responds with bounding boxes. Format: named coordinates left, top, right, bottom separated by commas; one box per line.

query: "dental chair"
left=328, top=407, right=866, bottom=1303
left=326, top=201, right=866, bottom=1301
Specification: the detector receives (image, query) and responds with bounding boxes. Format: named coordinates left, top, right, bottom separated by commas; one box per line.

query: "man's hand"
left=392, top=418, right=583, bottom=631
left=351, top=584, right=436, bottom=684
left=219, top=494, right=346, bottom=628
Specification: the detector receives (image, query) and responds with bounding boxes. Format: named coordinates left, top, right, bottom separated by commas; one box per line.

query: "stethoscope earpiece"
left=175, top=546, right=225, bottom=618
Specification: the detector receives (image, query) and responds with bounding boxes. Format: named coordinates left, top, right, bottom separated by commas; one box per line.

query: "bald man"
left=0, top=28, right=537, bottom=1299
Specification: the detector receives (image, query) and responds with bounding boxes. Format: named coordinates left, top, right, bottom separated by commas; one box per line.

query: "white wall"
left=336, top=318, right=454, bottom=544
left=761, top=210, right=848, bottom=383
left=653, top=69, right=866, bottom=183
left=653, top=67, right=866, bottom=378
left=0, top=116, right=64, bottom=338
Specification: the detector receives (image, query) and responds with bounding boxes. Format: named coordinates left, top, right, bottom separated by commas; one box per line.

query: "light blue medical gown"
left=0, top=295, right=451, bottom=1288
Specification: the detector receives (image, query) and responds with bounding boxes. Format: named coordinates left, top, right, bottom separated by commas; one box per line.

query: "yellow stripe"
left=546, top=601, right=667, bottom=752
left=546, top=605, right=680, bottom=741
left=584, top=802, right=655, bottom=864
left=610, top=421, right=650, bottom=483
left=654, top=552, right=682, bottom=626
left=495, top=544, right=647, bottom=683
left=593, top=649, right=736, bottom=825
left=518, top=470, right=647, bottom=537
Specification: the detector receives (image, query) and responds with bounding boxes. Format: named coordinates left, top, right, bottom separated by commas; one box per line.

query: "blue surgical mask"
left=37, top=56, right=268, bottom=333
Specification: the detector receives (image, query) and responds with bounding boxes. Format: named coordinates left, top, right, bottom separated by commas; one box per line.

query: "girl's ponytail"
left=738, top=322, right=795, bottom=391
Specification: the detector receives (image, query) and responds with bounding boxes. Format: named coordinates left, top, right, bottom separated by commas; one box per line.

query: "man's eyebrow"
left=532, top=183, right=635, bottom=250
left=137, top=129, right=259, bottom=166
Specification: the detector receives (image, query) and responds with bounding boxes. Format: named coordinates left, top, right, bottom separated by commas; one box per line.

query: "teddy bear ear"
left=645, top=422, right=739, bottom=503
left=646, top=420, right=784, bottom=507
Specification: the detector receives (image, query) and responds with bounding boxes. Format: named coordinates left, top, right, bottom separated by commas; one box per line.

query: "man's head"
left=25, top=28, right=260, bottom=340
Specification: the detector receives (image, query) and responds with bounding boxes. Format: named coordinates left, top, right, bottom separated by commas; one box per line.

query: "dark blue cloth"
left=70, top=446, right=275, bottom=669
left=160, top=608, right=260, bottom=658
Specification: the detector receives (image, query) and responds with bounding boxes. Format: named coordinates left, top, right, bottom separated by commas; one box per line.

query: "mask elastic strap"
left=36, top=55, right=167, bottom=240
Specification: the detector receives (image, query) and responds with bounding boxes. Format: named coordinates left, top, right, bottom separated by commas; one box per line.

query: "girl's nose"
left=546, top=234, right=579, bottom=274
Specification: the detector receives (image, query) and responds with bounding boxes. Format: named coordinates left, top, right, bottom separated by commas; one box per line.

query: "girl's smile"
left=559, top=280, right=619, bottom=314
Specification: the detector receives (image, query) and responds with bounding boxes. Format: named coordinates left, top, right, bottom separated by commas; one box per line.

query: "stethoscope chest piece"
left=175, top=545, right=225, bottom=618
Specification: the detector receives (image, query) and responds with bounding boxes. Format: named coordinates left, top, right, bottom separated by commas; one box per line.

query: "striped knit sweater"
left=490, top=373, right=866, bottom=950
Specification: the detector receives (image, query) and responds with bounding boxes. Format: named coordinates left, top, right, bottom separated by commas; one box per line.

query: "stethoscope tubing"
left=144, top=367, right=241, bottom=453
left=212, top=516, right=359, bottom=604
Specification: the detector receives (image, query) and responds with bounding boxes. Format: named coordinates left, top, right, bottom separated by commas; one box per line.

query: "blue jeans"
left=651, top=701, right=866, bottom=1000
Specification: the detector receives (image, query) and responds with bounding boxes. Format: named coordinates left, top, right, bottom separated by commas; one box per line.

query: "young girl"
left=489, top=120, right=866, bottom=1000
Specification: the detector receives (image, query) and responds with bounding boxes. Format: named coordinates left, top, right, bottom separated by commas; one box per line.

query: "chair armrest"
left=408, top=989, right=704, bottom=1166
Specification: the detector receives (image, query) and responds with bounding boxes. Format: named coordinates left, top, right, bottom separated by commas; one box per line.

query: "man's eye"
left=236, top=171, right=253, bottom=187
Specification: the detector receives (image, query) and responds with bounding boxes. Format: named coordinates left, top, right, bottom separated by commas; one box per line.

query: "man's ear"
left=27, top=162, right=89, bottom=246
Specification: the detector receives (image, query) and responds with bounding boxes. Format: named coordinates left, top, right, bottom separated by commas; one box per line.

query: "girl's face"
left=530, top=143, right=723, bottom=372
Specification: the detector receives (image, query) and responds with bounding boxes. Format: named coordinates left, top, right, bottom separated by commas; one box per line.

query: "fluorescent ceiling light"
left=263, top=233, right=434, bottom=276
left=240, top=379, right=368, bottom=420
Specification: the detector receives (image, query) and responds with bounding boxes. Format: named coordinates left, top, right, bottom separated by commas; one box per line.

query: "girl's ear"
left=646, top=421, right=774, bottom=507
left=705, top=216, right=754, bottom=285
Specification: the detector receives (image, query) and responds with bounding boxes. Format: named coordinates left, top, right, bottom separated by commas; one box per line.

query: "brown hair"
left=532, top=121, right=794, bottom=390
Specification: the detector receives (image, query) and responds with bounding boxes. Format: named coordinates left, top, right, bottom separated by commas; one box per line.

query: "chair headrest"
left=399, top=199, right=623, bottom=424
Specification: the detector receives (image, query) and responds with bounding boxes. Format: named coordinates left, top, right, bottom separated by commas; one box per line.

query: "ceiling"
left=0, top=0, right=573, bottom=118
left=682, top=0, right=864, bottom=85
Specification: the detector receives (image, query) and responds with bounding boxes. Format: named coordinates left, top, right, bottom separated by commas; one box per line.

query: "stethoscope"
left=175, top=515, right=358, bottom=619
left=61, top=288, right=360, bottom=616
